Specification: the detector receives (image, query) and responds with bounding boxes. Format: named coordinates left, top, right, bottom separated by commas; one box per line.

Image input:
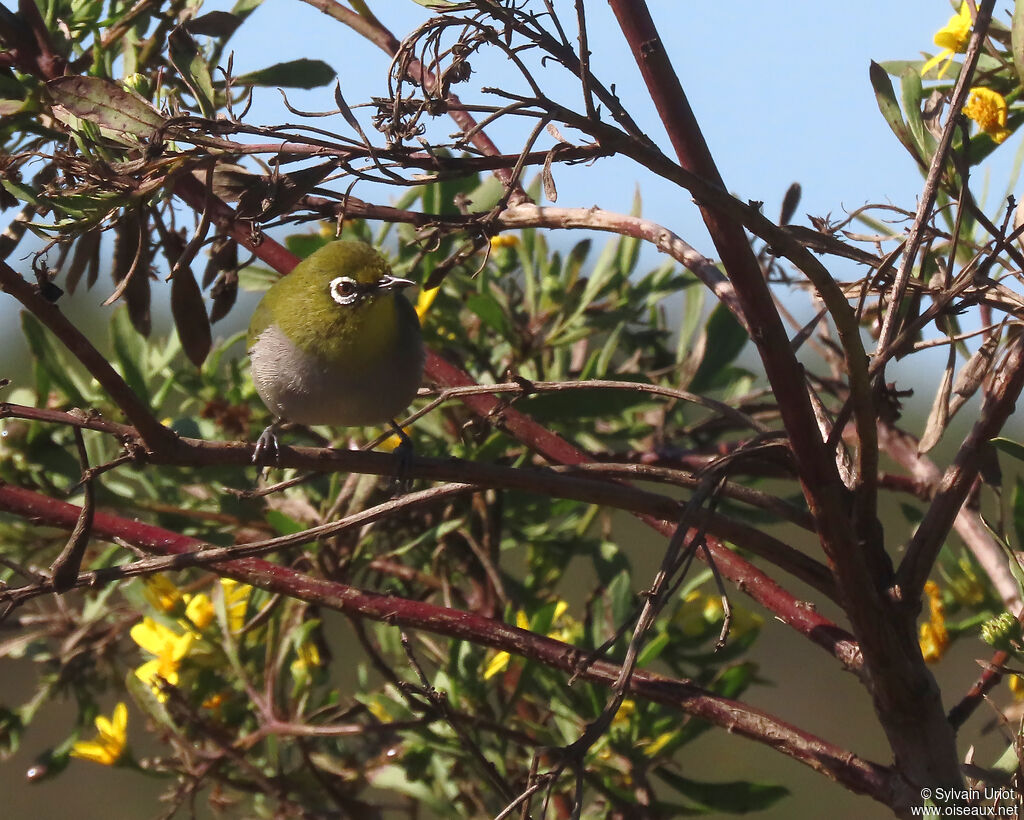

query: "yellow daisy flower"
left=70, top=702, right=128, bottom=766
left=922, top=2, right=972, bottom=79
left=963, top=87, right=1012, bottom=144
left=130, top=618, right=194, bottom=696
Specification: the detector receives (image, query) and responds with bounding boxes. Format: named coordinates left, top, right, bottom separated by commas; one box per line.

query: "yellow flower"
left=70, top=702, right=128, bottom=766
left=922, top=2, right=972, bottom=79
left=220, top=578, right=252, bottom=634
left=481, top=606, right=528, bottom=679
left=963, top=87, right=1012, bottom=144
left=184, top=593, right=215, bottom=631
left=379, top=425, right=412, bottom=453
left=290, top=640, right=322, bottom=680
left=130, top=618, right=194, bottom=696
left=142, top=574, right=184, bottom=614
left=415, top=286, right=439, bottom=321
left=489, top=234, right=520, bottom=250
left=644, top=730, right=677, bottom=758
left=483, top=604, right=579, bottom=679
left=611, top=698, right=635, bottom=728
left=919, top=581, right=949, bottom=663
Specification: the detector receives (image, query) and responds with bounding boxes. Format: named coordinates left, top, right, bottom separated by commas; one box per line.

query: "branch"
left=898, top=333, right=1024, bottom=601
left=607, top=0, right=959, bottom=789
left=0, top=259, right=176, bottom=450
left=0, top=482, right=906, bottom=811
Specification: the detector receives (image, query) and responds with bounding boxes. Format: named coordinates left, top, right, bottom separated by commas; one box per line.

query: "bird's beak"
left=377, top=275, right=416, bottom=292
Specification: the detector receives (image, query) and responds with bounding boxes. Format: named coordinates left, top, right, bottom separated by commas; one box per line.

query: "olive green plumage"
left=247, top=241, right=424, bottom=435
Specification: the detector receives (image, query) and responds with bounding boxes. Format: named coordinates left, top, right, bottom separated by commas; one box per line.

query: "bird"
left=246, top=240, right=424, bottom=464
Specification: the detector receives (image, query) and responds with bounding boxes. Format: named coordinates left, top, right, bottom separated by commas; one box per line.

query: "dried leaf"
left=954, top=332, right=1001, bottom=399
left=542, top=148, right=557, bottom=202
left=47, top=76, right=164, bottom=145
left=64, top=228, right=101, bottom=294
left=919, top=346, right=955, bottom=454
left=110, top=211, right=151, bottom=336
left=208, top=269, right=238, bottom=323
left=171, top=266, right=212, bottom=366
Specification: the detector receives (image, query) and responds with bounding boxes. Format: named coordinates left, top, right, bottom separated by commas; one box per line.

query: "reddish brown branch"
left=0, top=482, right=906, bottom=810
left=607, top=0, right=959, bottom=790
left=0, top=259, right=175, bottom=450
left=898, top=334, right=1024, bottom=601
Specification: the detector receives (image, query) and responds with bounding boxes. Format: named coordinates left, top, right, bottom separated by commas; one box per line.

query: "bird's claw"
left=253, top=423, right=281, bottom=466
left=389, top=420, right=414, bottom=494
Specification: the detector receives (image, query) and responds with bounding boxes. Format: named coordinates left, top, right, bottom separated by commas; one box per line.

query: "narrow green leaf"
left=1013, top=0, right=1024, bottom=86
left=20, top=312, right=87, bottom=405
left=235, top=58, right=336, bottom=89
left=869, top=61, right=923, bottom=167
left=168, top=26, right=217, bottom=117
left=655, top=768, right=789, bottom=813
left=900, top=68, right=936, bottom=164
left=993, top=437, right=1024, bottom=463
left=689, top=303, right=748, bottom=393
left=110, top=307, right=151, bottom=404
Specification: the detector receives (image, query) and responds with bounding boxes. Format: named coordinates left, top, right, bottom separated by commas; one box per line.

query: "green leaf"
left=285, top=233, right=331, bottom=260
left=688, top=303, right=748, bottom=393
left=168, top=26, right=217, bottom=117
left=110, top=307, right=151, bottom=405
left=20, top=312, right=87, bottom=406
left=617, top=188, right=643, bottom=276
left=655, top=768, right=789, bottom=814
left=869, top=60, right=923, bottom=168
left=1014, top=0, right=1024, bottom=86
left=1012, top=478, right=1024, bottom=550
left=993, top=437, right=1024, bottom=463
left=900, top=68, right=936, bottom=164
left=266, top=509, right=306, bottom=536
left=637, top=631, right=670, bottom=666
left=235, top=59, right=337, bottom=89
left=465, top=293, right=511, bottom=338
left=47, top=76, right=165, bottom=145
left=368, top=764, right=450, bottom=814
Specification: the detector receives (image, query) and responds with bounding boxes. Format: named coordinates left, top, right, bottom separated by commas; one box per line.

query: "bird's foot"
left=253, top=421, right=282, bottom=466
left=389, top=420, right=414, bottom=494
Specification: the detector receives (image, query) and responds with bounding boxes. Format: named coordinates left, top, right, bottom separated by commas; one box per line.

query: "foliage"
left=4, top=1, right=1024, bottom=819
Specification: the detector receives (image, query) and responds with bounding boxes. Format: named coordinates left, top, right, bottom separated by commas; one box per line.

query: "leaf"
left=186, top=11, right=243, bottom=38
left=1014, top=0, right=1024, bottom=86
left=655, top=768, right=789, bottom=814
left=688, top=303, right=749, bottom=393
left=47, top=76, right=165, bottom=144
left=235, top=59, right=337, bottom=89
left=20, top=312, right=87, bottom=406
left=171, top=266, right=212, bottom=367
left=617, top=187, right=643, bottom=276
left=110, top=307, right=151, bottom=405
left=168, top=25, right=217, bottom=117
left=900, top=68, right=936, bottom=164
left=869, top=61, right=923, bottom=168
left=465, top=293, right=511, bottom=338
left=993, top=437, right=1024, bottom=464
left=918, top=346, right=954, bottom=454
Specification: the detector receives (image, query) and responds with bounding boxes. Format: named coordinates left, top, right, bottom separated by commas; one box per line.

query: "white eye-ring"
left=329, top=276, right=360, bottom=306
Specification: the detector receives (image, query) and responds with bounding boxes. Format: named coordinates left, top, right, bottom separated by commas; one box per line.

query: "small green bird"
left=247, top=240, right=424, bottom=462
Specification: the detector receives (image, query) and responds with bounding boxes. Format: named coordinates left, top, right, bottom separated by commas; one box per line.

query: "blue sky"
left=3, top=1, right=1017, bottom=376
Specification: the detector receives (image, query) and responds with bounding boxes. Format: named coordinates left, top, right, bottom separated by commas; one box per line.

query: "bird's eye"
left=329, top=276, right=360, bottom=306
